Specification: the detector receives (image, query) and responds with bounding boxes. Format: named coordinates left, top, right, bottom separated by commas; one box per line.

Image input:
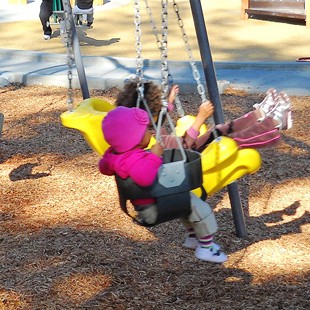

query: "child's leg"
left=182, top=225, right=221, bottom=251
left=194, top=110, right=262, bottom=152
left=194, top=128, right=223, bottom=152
left=193, top=91, right=291, bottom=151
left=229, top=116, right=282, bottom=149
left=180, top=193, right=227, bottom=263
left=182, top=227, right=199, bottom=249
left=216, top=110, right=263, bottom=135
left=134, top=203, right=158, bottom=224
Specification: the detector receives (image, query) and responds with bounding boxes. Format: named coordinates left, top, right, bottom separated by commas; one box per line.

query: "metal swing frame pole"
left=0, top=113, right=4, bottom=139
left=62, top=0, right=90, bottom=100
left=71, top=20, right=90, bottom=100
left=189, top=0, right=247, bottom=238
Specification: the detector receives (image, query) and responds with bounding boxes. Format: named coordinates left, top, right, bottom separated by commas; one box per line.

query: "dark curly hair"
left=116, top=80, right=162, bottom=118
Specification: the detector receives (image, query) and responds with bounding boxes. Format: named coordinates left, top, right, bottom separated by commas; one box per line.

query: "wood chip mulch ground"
left=0, top=84, right=309, bottom=310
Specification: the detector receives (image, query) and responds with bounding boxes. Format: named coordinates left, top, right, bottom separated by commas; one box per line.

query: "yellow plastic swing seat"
left=61, top=98, right=115, bottom=156
left=60, top=97, right=157, bottom=156
left=60, top=98, right=261, bottom=196
left=192, top=136, right=261, bottom=196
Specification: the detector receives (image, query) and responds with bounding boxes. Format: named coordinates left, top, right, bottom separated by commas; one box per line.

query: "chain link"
left=144, top=0, right=172, bottom=81
left=173, top=1, right=216, bottom=132
left=134, top=0, right=143, bottom=88
left=62, top=0, right=75, bottom=112
left=161, top=0, right=169, bottom=107
left=173, top=0, right=206, bottom=102
left=67, top=57, right=74, bottom=111
left=144, top=0, right=162, bottom=51
left=143, top=0, right=184, bottom=117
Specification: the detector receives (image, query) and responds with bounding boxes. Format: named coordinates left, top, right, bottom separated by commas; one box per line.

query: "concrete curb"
left=0, top=77, right=9, bottom=88
left=1, top=49, right=310, bottom=95
left=0, top=49, right=230, bottom=94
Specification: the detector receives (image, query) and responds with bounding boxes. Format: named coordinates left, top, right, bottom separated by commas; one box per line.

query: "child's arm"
left=182, top=101, right=214, bottom=149
left=150, top=141, right=164, bottom=157
left=168, top=85, right=179, bottom=103
left=153, top=101, right=214, bottom=150
left=167, top=85, right=179, bottom=112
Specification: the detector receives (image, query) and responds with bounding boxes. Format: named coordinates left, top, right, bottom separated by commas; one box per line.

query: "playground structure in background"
left=241, top=0, right=310, bottom=27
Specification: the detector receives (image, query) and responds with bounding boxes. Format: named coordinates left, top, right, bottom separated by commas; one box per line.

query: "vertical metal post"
left=71, top=20, right=90, bottom=99
left=189, top=0, right=247, bottom=238
left=228, top=182, right=248, bottom=238
left=0, top=113, right=4, bottom=139
left=62, top=0, right=90, bottom=99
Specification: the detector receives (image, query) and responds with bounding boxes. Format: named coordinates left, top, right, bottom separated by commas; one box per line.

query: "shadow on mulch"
left=0, top=223, right=308, bottom=309
left=0, top=84, right=309, bottom=309
left=9, top=163, right=51, bottom=181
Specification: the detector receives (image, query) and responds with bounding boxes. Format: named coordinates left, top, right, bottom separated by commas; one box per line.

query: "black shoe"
left=87, top=22, right=93, bottom=28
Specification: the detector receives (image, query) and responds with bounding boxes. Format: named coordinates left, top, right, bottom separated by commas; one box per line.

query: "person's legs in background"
left=72, top=6, right=94, bottom=28
left=39, top=0, right=53, bottom=40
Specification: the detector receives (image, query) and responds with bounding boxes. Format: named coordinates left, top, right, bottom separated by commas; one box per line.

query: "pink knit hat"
left=102, top=106, right=150, bottom=153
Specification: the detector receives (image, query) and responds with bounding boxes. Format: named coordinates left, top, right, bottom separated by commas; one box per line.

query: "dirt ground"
left=0, top=84, right=309, bottom=309
left=2, top=0, right=310, bottom=62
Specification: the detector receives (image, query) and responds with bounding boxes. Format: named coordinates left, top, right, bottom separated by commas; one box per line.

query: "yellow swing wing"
left=61, top=98, right=115, bottom=156
left=60, top=98, right=261, bottom=196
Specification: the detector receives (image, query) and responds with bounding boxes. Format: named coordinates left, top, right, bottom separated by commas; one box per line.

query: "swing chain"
left=161, top=0, right=169, bottom=108
left=172, top=0, right=206, bottom=103
left=158, top=0, right=185, bottom=160
left=62, top=0, right=75, bottom=112
left=134, top=0, right=144, bottom=88
left=67, top=56, right=74, bottom=111
left=173, top=0, right=217, bottom=135
left=144, top=0, right=161, bottom=50
left=143, top=0, right=184, bottom=117
left=144, top=0, right=173, bottom=85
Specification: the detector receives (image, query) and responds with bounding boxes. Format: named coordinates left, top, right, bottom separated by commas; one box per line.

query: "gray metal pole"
left=0, top=113, right=4, bottom=139
left=228, top=182, right=248, bottom=238
left=189, top=0, right=247, bottom=238
left=71, top=21, right=90, bottom=99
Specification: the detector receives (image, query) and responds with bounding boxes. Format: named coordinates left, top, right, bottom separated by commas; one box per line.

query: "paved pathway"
left=1, top=0, right=310, bottom=95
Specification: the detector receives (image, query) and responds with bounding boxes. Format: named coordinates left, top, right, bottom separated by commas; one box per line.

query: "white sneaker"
left=183, top=237, right=220, bottom=251
left=254, top=88, right=278, bottom=115
left=195, top=246, right=227, bottom=263
left=44, top=34, right=51, bottom=40
left=268, top=92, right=293, bottom=130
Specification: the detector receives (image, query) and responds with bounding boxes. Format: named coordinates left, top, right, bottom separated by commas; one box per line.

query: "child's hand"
left=151, top=141, right=164, bottom=157
left=168, top=84, right=179, bottom=103
left=190, top=101, right=214, bottom=133
left=197, top=101, right=214, bottom=120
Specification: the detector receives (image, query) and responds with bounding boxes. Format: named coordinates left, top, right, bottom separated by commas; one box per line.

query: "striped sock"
left=188, top=228, right=196, bottom=239
left=198, top=235, right=213, bottom=249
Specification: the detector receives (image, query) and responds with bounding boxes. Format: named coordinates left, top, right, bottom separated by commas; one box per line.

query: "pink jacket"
left=99, top=147, right=163, bottom=205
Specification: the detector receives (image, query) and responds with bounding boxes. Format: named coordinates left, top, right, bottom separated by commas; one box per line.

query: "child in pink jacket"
left=99, top=106, right=227, bottom=263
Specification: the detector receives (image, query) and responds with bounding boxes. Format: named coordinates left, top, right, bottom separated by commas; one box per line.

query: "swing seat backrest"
left=115, top=149, right=203, bottom=227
